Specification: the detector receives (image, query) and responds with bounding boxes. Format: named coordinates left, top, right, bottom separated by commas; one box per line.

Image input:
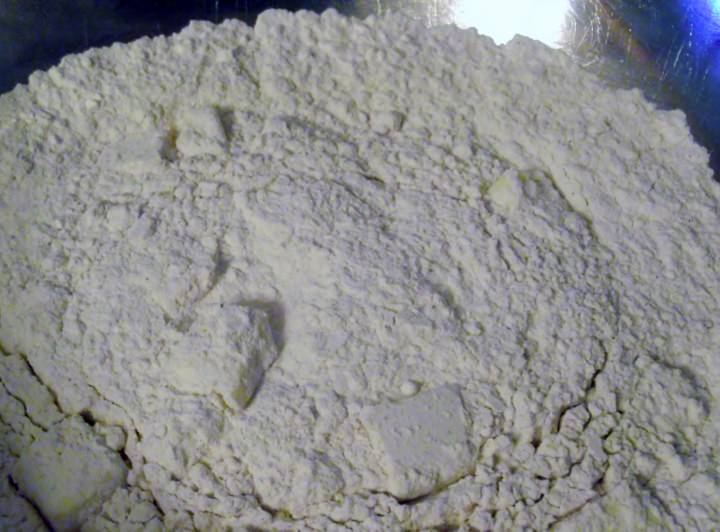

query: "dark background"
left=1, top=0, right=719, bottom=175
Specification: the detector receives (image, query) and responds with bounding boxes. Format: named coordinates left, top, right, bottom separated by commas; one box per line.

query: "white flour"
left=1, top=8, right=719, bottom=531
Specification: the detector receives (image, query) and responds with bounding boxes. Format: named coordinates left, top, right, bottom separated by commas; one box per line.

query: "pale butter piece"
left=11, top=417, right=127, bottom=532
left=360, top=384, right=474, bottom=500
left=487, top=170, right=523, bottom=212
left=176, top=106, right=227, bottom=157
left=163, top=302, right=278, bottom=410
left=99, top=132, right=171, bottom=174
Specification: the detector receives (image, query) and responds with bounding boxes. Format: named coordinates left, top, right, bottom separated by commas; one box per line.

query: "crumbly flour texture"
left=1, top=9, right=719, bottom=531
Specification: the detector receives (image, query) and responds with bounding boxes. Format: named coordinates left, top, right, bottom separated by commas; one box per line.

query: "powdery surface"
left=1, top=8, right=719, bottom=531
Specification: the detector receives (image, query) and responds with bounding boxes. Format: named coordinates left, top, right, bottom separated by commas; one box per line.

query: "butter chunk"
left=487, top=170, right=523, bottom=213
left=11, top=417, right=127, bottom=532
left=163, top=303, right=279, bottom=410
left=99, top=132, right=171, bottom=174
left=176, top=105, right=227, bottom=157
left=360, top=384, right=474, bottom=500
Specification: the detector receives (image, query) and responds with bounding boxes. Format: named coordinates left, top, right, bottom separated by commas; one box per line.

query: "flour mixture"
left=1, top=9, right=718, bottom=531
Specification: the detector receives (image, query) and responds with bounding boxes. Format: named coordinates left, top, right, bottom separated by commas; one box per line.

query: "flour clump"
left=1, top=8, right=719, bottom=531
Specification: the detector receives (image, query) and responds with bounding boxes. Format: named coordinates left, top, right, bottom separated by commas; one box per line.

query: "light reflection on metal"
left=353, top=0, right=571, bottom=47
left=450, top=0, right=570, bottom=47
left=710, top=0, right=720, bottom=16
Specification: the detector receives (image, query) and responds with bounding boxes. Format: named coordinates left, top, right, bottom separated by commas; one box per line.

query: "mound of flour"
left=1, top=8, right=719, bottom=531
